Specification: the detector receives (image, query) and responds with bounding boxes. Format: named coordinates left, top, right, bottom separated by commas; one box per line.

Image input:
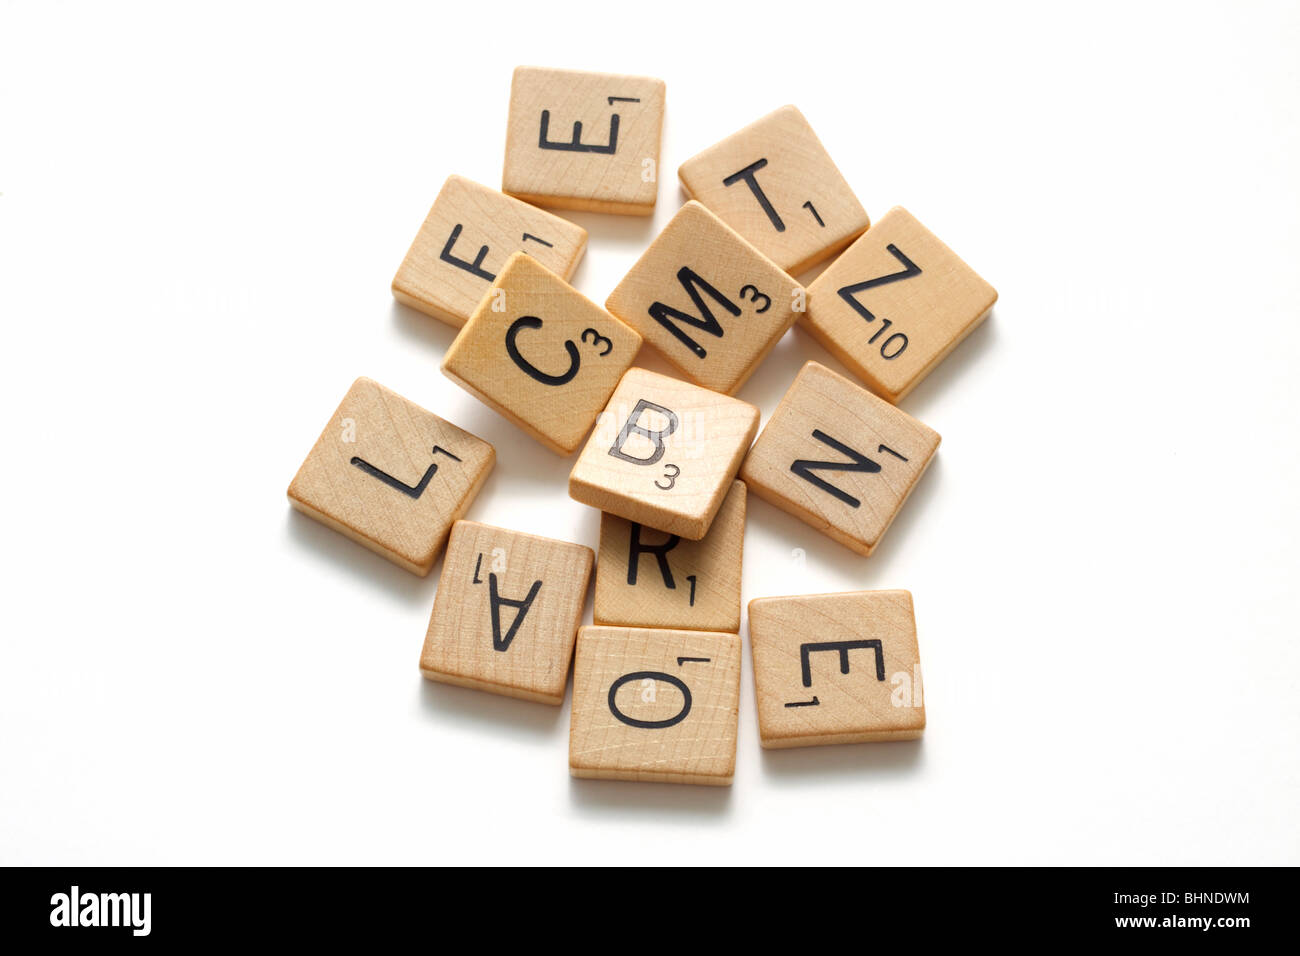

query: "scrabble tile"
left=569, top=626, right=741, bottom=784
left=595, top=480, right=746, bottom=632
left=569, top=368, right=760, bottom=540
left=441, top=253, right=642, bottom=455
left=287, top=378, right=495, bottom=575
left=748, top=590, right=925, bottom=748
left=804, top=207, right=998, bottom=404
left=677, top=105, right=868, bottom=275
left=392, top=175, right=587, bottom=328
left=740, top=362, right=938, bottom=557
left=604, top=201, right=800, bottom=395
left=419, top=521, right=594, bottom=704
left=503, top=67, right=666, bottom=216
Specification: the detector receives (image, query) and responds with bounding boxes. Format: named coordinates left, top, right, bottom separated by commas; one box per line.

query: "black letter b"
left=609, top=399, right=678, bottom=466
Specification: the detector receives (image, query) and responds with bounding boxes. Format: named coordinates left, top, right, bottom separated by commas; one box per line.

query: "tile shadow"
left=569, top=775, right=734, bottom=818
left=761, top=737, right=924, bottom=782
left=285, top=508, right=438, bottom=608
left=417, top=678, right=564, bottom=740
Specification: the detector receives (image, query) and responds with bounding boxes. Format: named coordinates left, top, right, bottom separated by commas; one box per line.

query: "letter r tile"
left=595, top=480, right=746, bottom=632
left=569, top=368, right=759, bottom=540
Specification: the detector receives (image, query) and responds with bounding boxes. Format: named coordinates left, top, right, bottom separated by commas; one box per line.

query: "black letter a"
left=489, top=574, right=542, bottom=652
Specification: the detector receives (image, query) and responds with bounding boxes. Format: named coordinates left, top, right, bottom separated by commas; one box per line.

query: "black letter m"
left=647, top=267, right=741, bottom=360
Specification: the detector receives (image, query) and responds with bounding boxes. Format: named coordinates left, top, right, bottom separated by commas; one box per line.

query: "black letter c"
left=505, top=316, right=580, bottom=386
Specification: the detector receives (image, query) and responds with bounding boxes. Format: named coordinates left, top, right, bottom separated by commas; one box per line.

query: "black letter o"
left=607, top=671, right=692, bottom=729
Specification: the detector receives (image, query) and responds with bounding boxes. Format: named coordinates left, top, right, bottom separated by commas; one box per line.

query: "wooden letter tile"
left=419, top=521, right=594, bottom=704
left=677, top=105, right=868, bottom=275
left=569, top=368, right=759, bottom=540
left=605, top=201, right=801, bottom=394
left=392, top=175, right=587, bottom=328
left=740, top=361, right=938, bottom=556
left=287, top=378, right=495, bottom=575
left=749, top=590, right=924, bottom=748
left=569, top=626, right=741, bottom=784
left=442, top=253, right=642, bottom=455
left=595, top=480, right=746, bottom=632
left=804, top=207, right=997, bottom=403
left=503, top=67, right=666, bottom=216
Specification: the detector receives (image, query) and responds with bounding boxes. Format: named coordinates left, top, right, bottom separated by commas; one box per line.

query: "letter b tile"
left=569, top=368, right=759, bottom=540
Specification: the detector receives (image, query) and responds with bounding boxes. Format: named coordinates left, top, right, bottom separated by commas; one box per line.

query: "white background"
left=2, top=0, right=1297, bottom=865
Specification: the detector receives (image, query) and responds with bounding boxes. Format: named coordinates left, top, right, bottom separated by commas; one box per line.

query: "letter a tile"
left=605, top=201, right=801, bottom=395
left=804, top=207, right=997, bottom=404
left=443, top=253, right=642, bottom=454
left=503, top=67, right=666, bottom=216
left=287, top=378, right=495, bottom=575
left=748, top=590, right=925, bottom=748
left=569, top=368, right=759, bottom=540
left=570, top=626, right=741, bottom=784
left=420, top=521, right=594, bottom=704
left=678, top=105, right=868, bottom=275
left=740, top=362, right=938, bottom=556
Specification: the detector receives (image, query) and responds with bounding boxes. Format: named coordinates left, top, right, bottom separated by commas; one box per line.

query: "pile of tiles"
left=288, top=67, right=997, bottom=785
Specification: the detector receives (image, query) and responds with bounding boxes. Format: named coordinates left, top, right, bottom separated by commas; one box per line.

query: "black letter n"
left=789, top=430, right=881, bottom=508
